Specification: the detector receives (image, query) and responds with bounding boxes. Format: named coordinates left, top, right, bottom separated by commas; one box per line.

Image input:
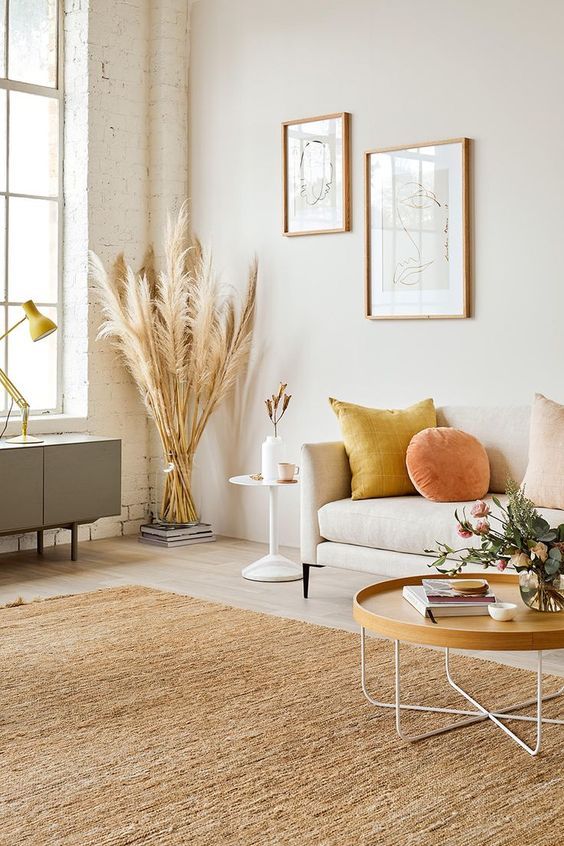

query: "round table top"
left=229, top=475, right=299, bottom=487
left=353, top=573, right=564, bottom=651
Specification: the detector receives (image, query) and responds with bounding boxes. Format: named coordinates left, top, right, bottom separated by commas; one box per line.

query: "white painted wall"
left=189, top=0, right=564, bottom=548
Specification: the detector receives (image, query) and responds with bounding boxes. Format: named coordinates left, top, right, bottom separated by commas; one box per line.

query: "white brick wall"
left=86, top=0, right=189, bottom=540
left=0, top=0, right=189, bottom=554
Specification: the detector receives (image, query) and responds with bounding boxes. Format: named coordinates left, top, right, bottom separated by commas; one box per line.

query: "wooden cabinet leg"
left=37, top=530, right=44, bottom=555
left=71, top=523, right=78, bottom=561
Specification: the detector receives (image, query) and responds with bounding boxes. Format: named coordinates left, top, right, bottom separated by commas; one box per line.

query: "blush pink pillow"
left=406, top=427, right=490, bottom=502
left=522, top=394, right=564, bottom=509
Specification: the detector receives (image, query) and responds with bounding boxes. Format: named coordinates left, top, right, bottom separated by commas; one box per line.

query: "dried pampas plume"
left=89, top=201, right=256, bottom=524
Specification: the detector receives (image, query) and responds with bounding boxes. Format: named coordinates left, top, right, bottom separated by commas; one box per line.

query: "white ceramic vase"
left=261, top=435, right=284, bottom=481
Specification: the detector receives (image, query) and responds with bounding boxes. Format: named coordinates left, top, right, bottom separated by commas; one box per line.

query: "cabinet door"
left=43, top=440, right=121, bottom=525
left=0, top=447, right=43, bottom=531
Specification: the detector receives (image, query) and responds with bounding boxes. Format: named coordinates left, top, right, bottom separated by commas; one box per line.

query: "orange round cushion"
left=406, top=427, right=490, bottom=502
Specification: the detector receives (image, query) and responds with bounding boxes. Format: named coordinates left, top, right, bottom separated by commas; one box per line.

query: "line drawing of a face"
left=393, top=181, right=449, bottom=287
left=298, top=139, right=333, bottom=206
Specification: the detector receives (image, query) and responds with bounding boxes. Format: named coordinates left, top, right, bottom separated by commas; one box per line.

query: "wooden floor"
left=1, top=534, right=563, bottom=677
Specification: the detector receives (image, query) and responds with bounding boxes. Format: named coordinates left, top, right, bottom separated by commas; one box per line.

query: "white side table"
left=229, top=475, right=302, bottom=582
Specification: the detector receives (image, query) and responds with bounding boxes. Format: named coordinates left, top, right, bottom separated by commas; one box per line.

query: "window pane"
left=7, top=304, right=57, bottom=410
left=8, top=0, right=57, bottom=87
left=9, top=91, right=58, bottom=196
left=8, top=197, right=58, bottom=302
left=0, top=90, right=6, bottom=193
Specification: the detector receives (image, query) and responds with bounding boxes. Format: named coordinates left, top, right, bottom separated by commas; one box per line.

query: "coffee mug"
left=278, top=462, right=299, bottom=481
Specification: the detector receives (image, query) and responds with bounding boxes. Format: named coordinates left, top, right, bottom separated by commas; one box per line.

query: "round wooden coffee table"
left=353, top=573, right=564, bottom=756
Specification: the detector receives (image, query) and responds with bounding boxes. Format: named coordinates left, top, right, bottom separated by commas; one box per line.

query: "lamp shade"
left=21, top=300, right=57, bottom=342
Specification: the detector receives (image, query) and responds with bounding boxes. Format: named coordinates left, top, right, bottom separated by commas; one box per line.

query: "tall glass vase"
left=158, top=450, right=199, bottom=525
left=519, top=570, right=564, bottom=612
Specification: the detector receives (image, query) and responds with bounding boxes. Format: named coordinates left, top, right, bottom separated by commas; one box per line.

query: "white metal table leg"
left=269, top=484, right=278, bottom=556
left=360, top=628, right=564, bottom=754
left=241, top=485, right=302, bottom=582
left=445, top=648, right=548, bottom=756
left=394, top=639, right=490, bottom=741
left=361, top=627, right=489, bottom=723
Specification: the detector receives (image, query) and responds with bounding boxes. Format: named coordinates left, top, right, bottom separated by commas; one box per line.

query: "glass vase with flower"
left=426, top=480, right=564, bottom=612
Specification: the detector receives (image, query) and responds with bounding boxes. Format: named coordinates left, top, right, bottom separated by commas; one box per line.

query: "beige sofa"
left=300, top=405, right=562, bottom=597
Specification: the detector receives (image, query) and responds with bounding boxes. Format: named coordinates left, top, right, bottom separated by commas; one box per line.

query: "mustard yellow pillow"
left=330, top=397, right=436, bottom=500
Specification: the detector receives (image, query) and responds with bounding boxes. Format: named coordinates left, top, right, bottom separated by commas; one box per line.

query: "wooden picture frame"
left=282, top=112, right=351, bottom=236
left=365, top=138, right=471, bottom=319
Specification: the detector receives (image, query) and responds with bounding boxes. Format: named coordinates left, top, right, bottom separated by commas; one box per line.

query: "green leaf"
left=558, top=524, right=564, bottom=542
left=549, top=546, right=562, bottom=561
left=492, top=495, right=502, bottom=508
left=545, top=558, right=560, bottom=575
left=540, top=531, right=558, bottom=543
left=533, top=517, right=550, bottom=535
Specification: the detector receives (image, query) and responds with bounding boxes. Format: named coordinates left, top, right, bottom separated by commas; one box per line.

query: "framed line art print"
left=365, top=138, right=470, bottom=319
left=282, top=112, right=351, bottom=236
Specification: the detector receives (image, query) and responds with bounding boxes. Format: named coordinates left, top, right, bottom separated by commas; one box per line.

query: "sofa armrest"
left=300, top=442, right=352, bottom=565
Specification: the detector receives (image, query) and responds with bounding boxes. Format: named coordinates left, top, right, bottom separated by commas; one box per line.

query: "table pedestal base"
left=242, top=553, right=302, bottom=582
left=361, top=628, right=564, bottom=756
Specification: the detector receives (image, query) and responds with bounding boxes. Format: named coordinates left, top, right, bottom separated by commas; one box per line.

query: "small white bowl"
left=488, top=602, right=518, bottom=622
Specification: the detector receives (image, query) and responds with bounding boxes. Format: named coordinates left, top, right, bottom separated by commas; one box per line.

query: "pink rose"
left=457, top=524, right=473, bottom=539
left=471, top=500, right=490, bottom=518
left=475, top=519, right=490, bottom=534
left=496, top=559, right=508, bottom=571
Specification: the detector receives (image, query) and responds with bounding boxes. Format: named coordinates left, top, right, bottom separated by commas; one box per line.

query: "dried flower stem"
left=90, top=201, right=256, bottom=524
left=265, top=383, right=291, bottom=437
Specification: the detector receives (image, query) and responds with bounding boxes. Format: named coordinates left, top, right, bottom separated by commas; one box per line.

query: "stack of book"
left=403, top=579, right=496, bottom=619
left=139, top=522, right=215, bottom=548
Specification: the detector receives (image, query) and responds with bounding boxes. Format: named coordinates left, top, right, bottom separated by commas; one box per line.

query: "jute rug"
left=0, top=587, right=562, bottom=846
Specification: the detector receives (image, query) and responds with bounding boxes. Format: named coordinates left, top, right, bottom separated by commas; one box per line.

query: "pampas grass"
left=89, top=202, right=256, bottom=524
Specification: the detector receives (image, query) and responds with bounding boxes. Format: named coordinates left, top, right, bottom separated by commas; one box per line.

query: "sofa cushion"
left=329, top=396, right=436, bottom=500
left=406, top=427, right=490, bottom=502
left=522, top=393, right=564, bottom=509
left=317, top=494, right=564, bottom=559
left=436, top=406, right=530, bottom=493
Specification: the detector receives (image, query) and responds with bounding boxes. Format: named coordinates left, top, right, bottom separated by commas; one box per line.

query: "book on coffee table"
left=403, top=584, right=496, bottom=618
left=421, top=578, right=496, bottom=603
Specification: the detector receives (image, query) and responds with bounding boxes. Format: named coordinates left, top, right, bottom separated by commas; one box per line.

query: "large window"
left=0, top=0, right=61, bottom=413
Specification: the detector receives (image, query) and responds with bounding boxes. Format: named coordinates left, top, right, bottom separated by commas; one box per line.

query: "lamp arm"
left=0, top=367, right=30, bottom=438
left=0, top=316, right=26, bottom=344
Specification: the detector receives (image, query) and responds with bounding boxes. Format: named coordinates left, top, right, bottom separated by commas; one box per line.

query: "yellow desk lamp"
left=0, top=300, right=57, bottom=444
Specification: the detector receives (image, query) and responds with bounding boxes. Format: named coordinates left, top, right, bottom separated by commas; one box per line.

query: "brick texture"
left=0, top=1, right=189, bottom=553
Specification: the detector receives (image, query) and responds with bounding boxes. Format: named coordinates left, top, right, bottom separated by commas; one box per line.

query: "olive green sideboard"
left=0, top=434, right=121, bottom=559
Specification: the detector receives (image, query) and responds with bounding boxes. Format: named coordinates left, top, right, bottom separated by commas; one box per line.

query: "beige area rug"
left=0, top=587, right=563, bottom=846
